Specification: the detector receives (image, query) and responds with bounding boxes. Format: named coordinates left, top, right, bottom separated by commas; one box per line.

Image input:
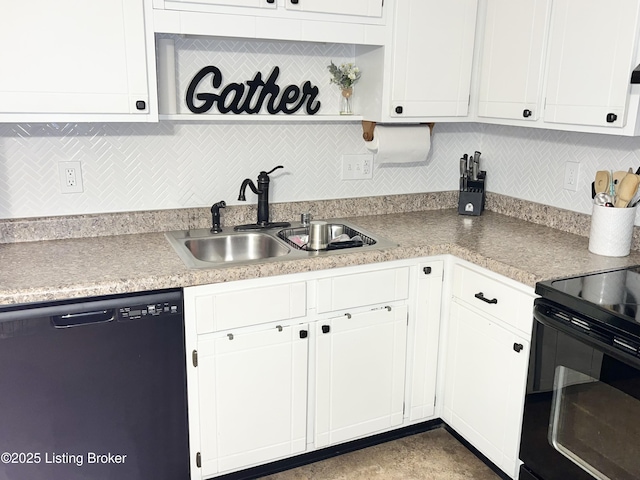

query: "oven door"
left=519, top=298, right=640, bottom=480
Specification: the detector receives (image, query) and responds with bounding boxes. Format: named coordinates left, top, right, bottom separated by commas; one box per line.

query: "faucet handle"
left=265, top=165, right=284, bottom=175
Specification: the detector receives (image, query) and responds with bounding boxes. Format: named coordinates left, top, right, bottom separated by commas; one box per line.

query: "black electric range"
left=520, top=265, right=640, bottom=480
left=535, top=265, right=640, bottom=342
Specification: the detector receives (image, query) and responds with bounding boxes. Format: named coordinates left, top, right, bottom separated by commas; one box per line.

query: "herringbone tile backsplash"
left=2, top=37, right=640, bottom=220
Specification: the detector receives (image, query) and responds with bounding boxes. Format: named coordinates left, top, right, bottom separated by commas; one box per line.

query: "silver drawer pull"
left=474, top=292, right=498, bottom=304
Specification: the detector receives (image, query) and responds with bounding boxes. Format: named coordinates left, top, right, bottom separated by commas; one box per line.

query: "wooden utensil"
left=612, top=170, right=629, bottom=194
left=594, top=171, right=611, bottom=195
left=614, top=173, right=640, bottom=207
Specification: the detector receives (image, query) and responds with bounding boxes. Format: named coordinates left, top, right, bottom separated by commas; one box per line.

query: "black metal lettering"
left=185, top=65, right=320, bottom=115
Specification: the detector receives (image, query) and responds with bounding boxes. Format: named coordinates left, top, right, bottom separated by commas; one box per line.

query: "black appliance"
left=520, top=266, right=640, bottom=480
left=0, top=289, right=190, bottom=480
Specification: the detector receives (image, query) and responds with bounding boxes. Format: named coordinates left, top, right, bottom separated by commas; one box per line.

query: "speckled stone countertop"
left=2, top=208, right=640, bottom=305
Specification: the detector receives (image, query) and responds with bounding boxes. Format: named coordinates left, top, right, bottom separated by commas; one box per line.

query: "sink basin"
left=185, top=233, right=289, bottom=263
left=165, top=229, right=291, bottom=268
left=166, top=219, right=398, bottom=269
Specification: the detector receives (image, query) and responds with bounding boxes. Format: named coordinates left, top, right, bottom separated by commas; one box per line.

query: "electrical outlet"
left=342, top=154, right=374, bottom=180
left=563, top=161, right=580, bottom=192
left=58, top=161, right=84, bottom=194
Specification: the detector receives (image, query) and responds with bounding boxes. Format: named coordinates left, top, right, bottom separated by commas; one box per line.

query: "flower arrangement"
left=327, top=61, right=361, bottom=89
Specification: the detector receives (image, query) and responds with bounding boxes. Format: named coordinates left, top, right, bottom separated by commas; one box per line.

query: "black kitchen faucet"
left=234, top=166, right=291, bottom=231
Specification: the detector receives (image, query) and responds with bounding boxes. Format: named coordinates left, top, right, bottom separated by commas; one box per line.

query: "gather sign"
left=186, top=66, right=321, bottom=115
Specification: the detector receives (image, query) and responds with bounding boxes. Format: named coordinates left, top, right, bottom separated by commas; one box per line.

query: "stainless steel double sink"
left=165, top=220, right=397, bottom=269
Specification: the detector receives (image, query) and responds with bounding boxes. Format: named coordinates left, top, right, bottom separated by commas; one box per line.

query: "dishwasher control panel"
left=118, top=300, right=181, bottom=321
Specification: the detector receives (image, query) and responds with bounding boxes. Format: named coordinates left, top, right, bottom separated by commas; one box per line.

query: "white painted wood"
left=443, top=301, right=529, bottom=479
left=192, top=281, right=306, bottom=333
left=284, top=0, right=383, bottom=18
left=315, top=305, right=408, bottom=448
left=544, top=0, right=640, bottom=128
left=168, top=0, right=276, bottom=9
left=390, top=0, right=478, bottom=118
left=316, top=266, right=410, bottom=313
left=408, top=261, right=443, bottom=421
left=197, top=323, right=308, bottom=476
left=0, top=0, right=150, bottom=120
left=452, top=264, right=535, bottom=336
left=476, top=0, right=551, bottom=121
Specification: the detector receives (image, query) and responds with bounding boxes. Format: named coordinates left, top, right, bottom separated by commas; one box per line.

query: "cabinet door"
left=284, top=0, right=383, bottom=18
left=197, top=324, right=308, bottom=477
left=443, top=301, right=529, bottom=478
left=161, top=0, right=276, bottom=10
left=408, top=261, right=443, bottom=421
left=391, top=0, right=478, bottom=118
left=0, top=0, right=149, bottom=119
left=315, top=305, right=408, bottom=448
left=544, top=0, right=640, bottom=128
left=477, top=0, right=551, bottom=121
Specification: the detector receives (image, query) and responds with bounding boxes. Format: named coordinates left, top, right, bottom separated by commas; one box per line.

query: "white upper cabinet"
left=473, top=0, right=640, bottom=135
left=284, top=0, right=383, bottom=18
left=163, top=0, right=277, bottom=9
left=390, top=0, right=478, bottom=119
left=476, top=0, right=551, bottom=121
left=153, top=0, right=388, bottom=44
left=544, top=0, right=640, bottom=128
left=0, top=0, right=154, bottom=123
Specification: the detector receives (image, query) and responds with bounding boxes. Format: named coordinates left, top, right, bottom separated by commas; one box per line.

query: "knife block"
left=458, top=171, right=486, bottom=216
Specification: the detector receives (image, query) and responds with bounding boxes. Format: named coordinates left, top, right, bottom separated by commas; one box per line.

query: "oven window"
left=549, top=365, right=640, bottom=480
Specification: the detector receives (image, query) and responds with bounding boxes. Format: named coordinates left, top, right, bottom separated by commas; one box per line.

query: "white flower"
left=327, top=61, right=362, bottom=89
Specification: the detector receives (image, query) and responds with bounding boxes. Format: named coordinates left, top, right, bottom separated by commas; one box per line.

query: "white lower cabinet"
left=196, top=323, right=309, bottom=477
left=184, top=257, right=535, bottom=480
left=444, top=301, right=529, bottom=478
left=443, top=262, right=535, bottom=479
left=314, top=305, right=408, bottom=448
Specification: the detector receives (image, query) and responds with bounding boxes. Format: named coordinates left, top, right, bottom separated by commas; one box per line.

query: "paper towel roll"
left=365, top=125, right=431, bottom=164
left=157, top=38, right=177, bottom=115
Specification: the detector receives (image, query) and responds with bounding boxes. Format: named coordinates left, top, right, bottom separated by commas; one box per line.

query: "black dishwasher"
left=0, top=289, right=190, bottom=480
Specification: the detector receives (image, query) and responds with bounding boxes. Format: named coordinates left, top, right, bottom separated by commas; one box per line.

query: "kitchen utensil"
left=301, top=212, right=312, bottom=226
left=612, top=170, right=628, bottom=195
left=614, top=173, right=640, bottom=207
left=594, top=171, right=610, bottom=195
left=593, top=192, right=614, bottom=206
left=308, top=220, right=329, bottom=251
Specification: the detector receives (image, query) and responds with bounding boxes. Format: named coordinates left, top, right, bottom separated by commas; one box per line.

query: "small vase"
left=340, top=87, right=353, bottom=115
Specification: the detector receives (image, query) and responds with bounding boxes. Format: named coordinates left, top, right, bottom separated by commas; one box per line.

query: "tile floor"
left=260, top=427, right=502, bottom=480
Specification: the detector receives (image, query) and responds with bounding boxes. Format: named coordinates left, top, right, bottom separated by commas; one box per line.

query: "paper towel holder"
left=362, top=120, right=434, bottom=142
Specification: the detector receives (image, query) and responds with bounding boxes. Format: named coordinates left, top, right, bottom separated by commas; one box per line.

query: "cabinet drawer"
left=193, top=282, right=306, bottom=334
left=452, top=264, right=534, bottom=334
left=317, top=266, right=409, bottom=313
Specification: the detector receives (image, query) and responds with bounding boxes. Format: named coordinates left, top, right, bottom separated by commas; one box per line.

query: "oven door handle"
left=534, top=299, right=640, bottom=369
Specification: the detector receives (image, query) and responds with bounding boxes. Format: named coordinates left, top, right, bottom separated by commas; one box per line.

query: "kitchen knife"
left=460, top=157, right=466, bottom=191
left=472, top=151, right=480, bottom=181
